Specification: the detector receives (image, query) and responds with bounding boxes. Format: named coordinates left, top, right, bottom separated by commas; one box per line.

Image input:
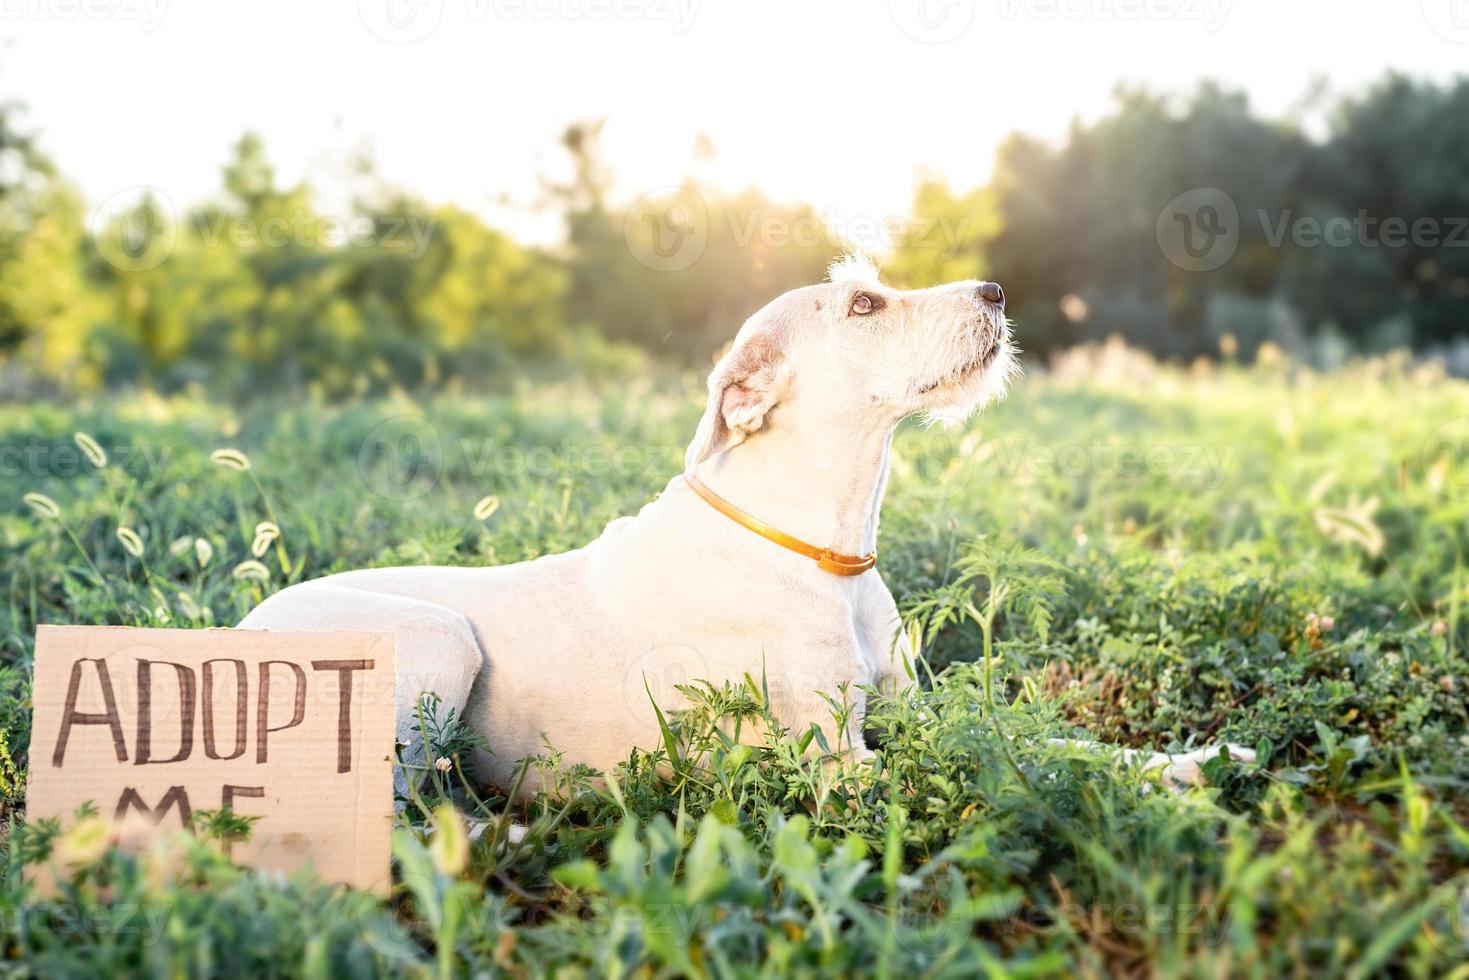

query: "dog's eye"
left=850, top=293, right=876, bottom=316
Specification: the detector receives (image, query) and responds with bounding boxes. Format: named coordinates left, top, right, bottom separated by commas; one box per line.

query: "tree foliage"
left=1, top=75, right=1467, bottom=397
left=887, top=76, right=1469, bottom=363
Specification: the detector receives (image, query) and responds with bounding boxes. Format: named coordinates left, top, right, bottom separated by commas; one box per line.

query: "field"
left=2, top=343, right=1468, bottom=977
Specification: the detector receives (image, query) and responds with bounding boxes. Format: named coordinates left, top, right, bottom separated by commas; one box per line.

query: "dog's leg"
left=855, top=574, right=916, bottom=701
left=240, top=584, right=486, bottom=802
left=785, top=683, right=877, bottom=771
left=1047, top=738, right=1257, bottom=790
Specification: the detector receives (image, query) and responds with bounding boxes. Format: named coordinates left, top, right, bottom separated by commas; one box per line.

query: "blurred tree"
left=1290, top=74, right=1469, bottom=350
left=79, top=133, right=566, bottom=397
left=0, top=102, right=103, bottom=390
left=904, top=84, right=1309, bottom=361
left=883, top=179, right=999, bottom=290
left=2, top=74, right=1467, bottom=398
left=889, top=79, right=1469, bottom=363
left=555, top=122, right=835, bottom=364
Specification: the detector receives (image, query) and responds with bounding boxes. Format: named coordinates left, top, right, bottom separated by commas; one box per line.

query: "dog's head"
left=686, top=254, right=1018, bottom=467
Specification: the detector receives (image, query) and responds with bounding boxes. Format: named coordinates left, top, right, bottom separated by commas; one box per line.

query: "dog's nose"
left=977, top=281, right=1005, bottom=306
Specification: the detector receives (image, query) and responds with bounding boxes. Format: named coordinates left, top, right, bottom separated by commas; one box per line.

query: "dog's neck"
left=691, top=419, right=895, bottom=562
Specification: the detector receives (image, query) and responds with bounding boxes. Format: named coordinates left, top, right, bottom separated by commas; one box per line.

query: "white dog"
left=240, top=256, right=1243, bottom=794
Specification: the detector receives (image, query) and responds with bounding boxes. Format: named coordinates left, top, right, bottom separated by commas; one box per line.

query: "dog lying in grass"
left=240, top=255, right=1250, bottom=796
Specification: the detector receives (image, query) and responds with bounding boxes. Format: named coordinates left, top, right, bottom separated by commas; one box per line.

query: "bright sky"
left=3, top=0, right=1466, bottom=245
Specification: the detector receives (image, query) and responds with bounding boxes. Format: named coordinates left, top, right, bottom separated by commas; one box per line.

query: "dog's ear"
left=684, top=336, right=792, bottom=468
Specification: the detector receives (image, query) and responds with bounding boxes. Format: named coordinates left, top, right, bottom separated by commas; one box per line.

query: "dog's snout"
left=977, top=281, right=1005, bottom=307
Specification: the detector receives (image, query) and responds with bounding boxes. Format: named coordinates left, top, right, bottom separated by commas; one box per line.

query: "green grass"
left=2, top=346, right=1469, bottom=977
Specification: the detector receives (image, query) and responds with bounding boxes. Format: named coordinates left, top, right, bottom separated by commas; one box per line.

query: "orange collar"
left=683, top=472, right=877, bottom=576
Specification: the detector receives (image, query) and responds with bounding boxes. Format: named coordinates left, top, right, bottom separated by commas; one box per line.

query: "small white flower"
left=176, top=591, right=201, bottom=620
left=473, top=495, right=501, bottom=521
left=23, top=492, right=61, bottom=520
left=116, top=526, right=145, bottom=558
left=434, top=757, right=453, bottom=773
left=210, top=448, right=251, bottom=472
left=251, top=521, right=280, bottom=557
left=73, top=432, right=108, bottom=468
left=169, top=535, right=194, bottom=557
left=232, top=560, right=270, bottom=583
left=194, top=538, right=213, bottom=567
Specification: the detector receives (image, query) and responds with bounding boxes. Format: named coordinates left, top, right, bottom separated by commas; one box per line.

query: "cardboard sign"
left=26, top=626, right=396, bottom=893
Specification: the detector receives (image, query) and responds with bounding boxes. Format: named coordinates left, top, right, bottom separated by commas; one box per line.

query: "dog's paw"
left=466, top=819, right=528, bottom=848
left=1147, top=744, right=1256, bottom=790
